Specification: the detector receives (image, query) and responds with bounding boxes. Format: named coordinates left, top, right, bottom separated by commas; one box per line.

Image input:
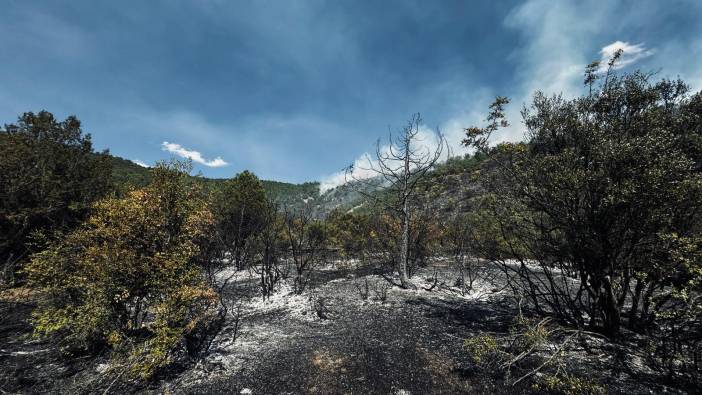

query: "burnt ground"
left=0, top=292, right=106, bottom=393
left=0, top=263, right=694, bottom=394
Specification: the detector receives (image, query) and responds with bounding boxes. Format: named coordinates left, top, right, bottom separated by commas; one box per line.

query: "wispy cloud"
left=161, top=141, right=228, bottom=168
left=320, top=2, right=680, bottom=194
left=599, top=41, right=654, bottom=71
left=319, top=154, right=375, bottom=193
left=505, top=0, right=606, bottom=102
left=319, top=122, right=452, bottom=193
left=500, top=1, right=650, bottom=142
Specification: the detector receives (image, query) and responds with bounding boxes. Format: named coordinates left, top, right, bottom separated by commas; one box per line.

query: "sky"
left=1, top=0, right=701, bottom=189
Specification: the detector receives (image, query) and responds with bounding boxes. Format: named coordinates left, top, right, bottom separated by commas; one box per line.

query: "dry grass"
left=0, top=287, right=36, bottom=302
left=311, top=349, right=348, bottom=374
left=417, top=346, right=473, bottom=393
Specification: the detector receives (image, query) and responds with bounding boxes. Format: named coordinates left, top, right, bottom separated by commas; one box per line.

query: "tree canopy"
left=0, top=111, right=112, bottom=284
left=465, top=63, right=702, bottom=339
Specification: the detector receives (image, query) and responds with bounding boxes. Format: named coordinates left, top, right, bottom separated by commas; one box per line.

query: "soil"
left=0, top=262, right=692, bottom=394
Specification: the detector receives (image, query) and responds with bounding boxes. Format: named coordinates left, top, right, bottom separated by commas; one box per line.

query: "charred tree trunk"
left=601, top=275, right=621, bottom=337
left=399, top=199, right=411, bottom=288
left=398, top=134, right=412, bottom=288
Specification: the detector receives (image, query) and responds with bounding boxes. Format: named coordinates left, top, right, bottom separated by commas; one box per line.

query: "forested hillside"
left=110, top=155, right=320, bottom=205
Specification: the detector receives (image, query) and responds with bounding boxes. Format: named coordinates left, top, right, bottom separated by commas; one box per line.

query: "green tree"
left=327, top=209, right=376, bottom=264
left=464, top=60, right=702, bottom=338
left=0, top=111, right=112, bottom=285
left=25, top=160, right=219, bottom=379
left=214, top=170, right=268, bottom=270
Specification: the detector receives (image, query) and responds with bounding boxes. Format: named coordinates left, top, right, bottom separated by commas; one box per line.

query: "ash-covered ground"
left=0, top=262, right=689, bottom=394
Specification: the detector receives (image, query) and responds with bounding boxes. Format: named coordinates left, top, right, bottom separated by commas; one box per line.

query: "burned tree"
left=346, top=114, right=446, bottom=288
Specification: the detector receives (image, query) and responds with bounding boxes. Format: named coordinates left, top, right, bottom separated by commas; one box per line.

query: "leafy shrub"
left=464, top=311, right=597, bottom=389
left=283, top=205, right=328, bottom=294
left=534, top=373, right=605, bottom=395
left=25, top=161, right=219, bottom=379
left=464, top=334, right=501, bottom=367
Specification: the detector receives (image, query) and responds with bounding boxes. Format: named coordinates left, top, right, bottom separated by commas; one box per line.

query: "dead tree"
left=346, top=114, right=446, bottom=288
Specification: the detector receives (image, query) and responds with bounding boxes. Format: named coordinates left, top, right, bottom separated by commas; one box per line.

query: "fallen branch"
left=510, top=330, right=580, bottom=386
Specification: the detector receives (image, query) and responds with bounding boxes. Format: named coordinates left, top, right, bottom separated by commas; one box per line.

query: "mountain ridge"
left=109, top=155, right=320, bottom=206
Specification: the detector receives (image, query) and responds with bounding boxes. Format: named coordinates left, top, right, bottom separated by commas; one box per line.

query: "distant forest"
left=110, top=154, right=321, bottom=204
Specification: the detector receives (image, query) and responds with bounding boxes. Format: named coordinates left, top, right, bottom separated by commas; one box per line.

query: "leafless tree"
left=346, top=114, right=447, bottom=288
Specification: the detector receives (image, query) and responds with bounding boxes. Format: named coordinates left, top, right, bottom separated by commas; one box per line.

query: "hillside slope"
left=307, top=153, right=488, bottom=218
left=110, top=153, right=486, bottom=216
left=109, top=156, right=320, bottom=206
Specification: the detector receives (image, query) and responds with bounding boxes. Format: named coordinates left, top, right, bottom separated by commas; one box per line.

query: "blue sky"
left=1, top=0, right=701, bottom=186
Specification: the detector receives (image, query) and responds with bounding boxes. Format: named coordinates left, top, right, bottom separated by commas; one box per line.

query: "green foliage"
left=464, top=334, right=500, bottom=366
left=646, top=232, right=702, bottom=380
left=109, top=155, right=319, bottom=207
left=0, top=111, right=112, bottom=285
left=327, top=205, right=444, bottom=278
left=533, top=373, right=605, bottom=395
left=25, top=160, right=219, bottom=379
left=214, top=170, right=268, bottom=269
left=247, top=201, right=286, bottom=300
left=263, top=180, right=320, bottom=205
left=464, top=57, right=702, bottom=384
left=109, top=155, right=152, bottom=194
left=465, top=315, right=552, bottom=370
left=463, top=313, right=604, bottom=391
left=428, top=152, right=488, bottom=179
left=283, top=206, right=328, bottom=294
left=326, top=209, right=375, bottom=262
left=466, top=65, right=702, bottom=340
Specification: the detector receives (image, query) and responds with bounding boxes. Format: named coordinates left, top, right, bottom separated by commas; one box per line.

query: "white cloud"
left=598, top=41, right=654, bottom=71
left=317, top=84, right=497, bottom=194
left=132, top=159, right=150, bottom=168
left=161, top=141, right=228, bottom=168
left=319, top=153, right=376, bottom=193
left=499, top=2, right=656, bottom=142
left=505, top=0, right=608, bottom=102
left=318, top=122, right=453, bottom=193
left=319, top=3, right=675, bottom=194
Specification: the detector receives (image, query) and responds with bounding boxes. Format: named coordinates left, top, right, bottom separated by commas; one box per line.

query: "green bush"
left=25, top=161, right=219, bottom=379
left=464, top=56, right=702, bottom=343
left=534, top=373, right=605, bottom=395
